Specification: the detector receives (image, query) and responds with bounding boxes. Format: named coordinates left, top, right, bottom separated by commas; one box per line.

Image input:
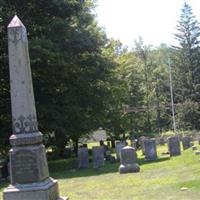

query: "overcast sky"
left=95, top=0, right=200, bottom=47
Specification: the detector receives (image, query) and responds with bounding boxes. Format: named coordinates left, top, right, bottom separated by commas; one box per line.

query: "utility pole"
left=168, top=57, right=177, bottom=134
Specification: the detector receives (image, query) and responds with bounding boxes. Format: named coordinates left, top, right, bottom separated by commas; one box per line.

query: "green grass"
left=1, top=143, right=200, bottom=200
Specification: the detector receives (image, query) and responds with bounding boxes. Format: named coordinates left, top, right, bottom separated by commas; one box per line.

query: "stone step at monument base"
left=119, top=164, right=140, bottom=174
left=3, top=178, right=67, bottom=200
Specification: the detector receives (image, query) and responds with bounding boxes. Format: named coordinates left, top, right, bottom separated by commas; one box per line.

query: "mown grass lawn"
left=1, top=143, right=200, bottom=200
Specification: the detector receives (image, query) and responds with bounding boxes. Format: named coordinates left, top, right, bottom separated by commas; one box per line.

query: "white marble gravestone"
left=3, top=16, right=66, bottom=200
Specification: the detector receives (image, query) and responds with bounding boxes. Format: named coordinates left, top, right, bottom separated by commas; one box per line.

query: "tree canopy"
left=1, top=1, right=200, bottom=156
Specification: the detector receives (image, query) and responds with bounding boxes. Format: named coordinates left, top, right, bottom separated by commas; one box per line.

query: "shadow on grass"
left=138, top=156, right=170, bottom=165
left=49, top=155, right=170, bottom=179
left=0, top=156, right=171, bottom=190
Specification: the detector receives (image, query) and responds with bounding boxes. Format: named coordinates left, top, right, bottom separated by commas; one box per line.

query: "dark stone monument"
left=107, top=141, right=111, bottom=147
left=3, top=16, right=66, bottom=200
left=92, top=146, right=104, bottom=169
left=182, top=136, right=191, bottom=150
left=144, top=139, right=157, bottom=160
left=119, top=146, right=140, bottom=174
left=168, top=136, right=181, bottom=157
left=78, top=147, right=89, bottom=169
left=111, top=139, right=115, bottom=148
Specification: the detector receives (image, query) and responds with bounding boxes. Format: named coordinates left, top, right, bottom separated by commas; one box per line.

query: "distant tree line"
left=0, top=1, right=200, bottom=156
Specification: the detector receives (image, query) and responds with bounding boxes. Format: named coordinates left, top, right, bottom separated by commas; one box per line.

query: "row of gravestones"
left=78, top=135, right=196, bottom=174
left=78, top=146, right=105, bottom=169
left=0, top=135, right=197, bottom=180
left=139, top=135, right=193, bottom=158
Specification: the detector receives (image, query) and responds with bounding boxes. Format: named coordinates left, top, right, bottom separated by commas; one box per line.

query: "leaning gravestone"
left=78, top=147, right=89, bottom=169
left=168, top=136, right=181, bottom=156
left=119, top=146, right=140, bottom=174
left=182, top=136, right=191, bottom=150
left=92, top=146, right=104, bottom=169
left=3, top=16, right=66, bottom=200
left=144, top=139, right=157, bottom=160
left=115, top=141, right=126, bottom=161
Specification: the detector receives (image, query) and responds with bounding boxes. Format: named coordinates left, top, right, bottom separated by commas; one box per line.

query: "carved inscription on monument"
left=121, top=149, right=136, bottom=165
left=11, top=150, right=39, bottom=184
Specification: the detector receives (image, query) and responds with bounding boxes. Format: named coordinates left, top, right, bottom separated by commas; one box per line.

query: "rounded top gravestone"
left=119, top=146, right=140, bottom=174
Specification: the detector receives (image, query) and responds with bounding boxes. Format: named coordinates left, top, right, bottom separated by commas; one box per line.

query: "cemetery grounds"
left=1, top=142, right=200, bottom=200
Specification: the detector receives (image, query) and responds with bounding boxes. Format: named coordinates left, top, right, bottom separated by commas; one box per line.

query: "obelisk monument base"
left=3, top=134, right=68, bottom=200
left=3, top=178, right=68, bottom=200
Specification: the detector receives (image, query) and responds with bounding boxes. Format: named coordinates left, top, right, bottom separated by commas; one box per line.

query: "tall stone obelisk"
left=3, top=15, right=67, bottom=200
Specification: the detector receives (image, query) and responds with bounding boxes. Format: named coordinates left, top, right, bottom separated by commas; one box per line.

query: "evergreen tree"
left=173, top=1, right=200, bottom=130
left=174, top=1, right=200, bottom=101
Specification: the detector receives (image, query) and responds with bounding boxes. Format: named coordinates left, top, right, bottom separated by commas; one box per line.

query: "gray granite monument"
left=119, top=146, right=140, bottom=174
left=139, top=136, right=147, bottom=155
left=3, top=16, right=66, bottom=200
left=115, top=141, right=126, bottom=161
left=144, top=139, right=157, bottom=160
left=78, top=147, right=89, bottom=169
left=168, top=136, right=181, bottom=157
left=182, top=136, right=191, bottom=150
left=92, top=146, right=104, bottom=169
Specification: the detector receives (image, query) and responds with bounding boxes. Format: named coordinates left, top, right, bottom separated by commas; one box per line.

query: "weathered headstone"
left=182, top=136, right=191, bottom=150
left=192, top=145, right=197, bottom=151
left=119, top=146, right=140, bottom=174
left=168, top=136, right=181, bottom=156
left=78, top=147, right=89, bottom=169
left=115, top=141, right=126, bottom=161
left=92, top=146, right=104, bottom=169
left=100, top=140, right=109, bottom=157
left=130, top=139, right=137, bottom=150
left=138, top=136, right=147, bottom=155
left=144, top=139, right=157, bottom=160
left=195, top=151, right=200, bottom=155
left=3, top=16, right=66, bottom=200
